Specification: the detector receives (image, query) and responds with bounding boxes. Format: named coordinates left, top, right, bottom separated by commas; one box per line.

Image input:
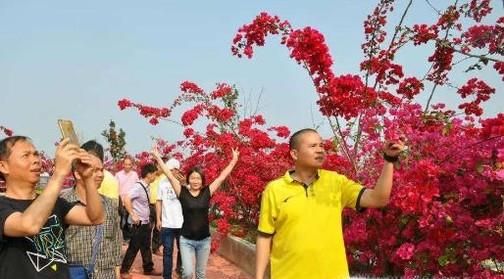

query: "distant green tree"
left=101, top=120, right=127, bottom=162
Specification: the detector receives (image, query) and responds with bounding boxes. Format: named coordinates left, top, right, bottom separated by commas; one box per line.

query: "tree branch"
left=424, top=32, right=454, bottom=112
left=450, top=48, right=503, bottom=64
left=424, top=0, right=441, bottom=15
left=331, top=117, right=358, bottom=174
left=356, top=0, right=413, bottom=159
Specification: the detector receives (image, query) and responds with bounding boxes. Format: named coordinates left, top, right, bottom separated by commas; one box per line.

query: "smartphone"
left=57, top=119, right=79, bottom=146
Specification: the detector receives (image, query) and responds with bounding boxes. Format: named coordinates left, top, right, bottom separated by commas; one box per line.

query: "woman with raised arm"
left=151, top=147, right=239, bottom=279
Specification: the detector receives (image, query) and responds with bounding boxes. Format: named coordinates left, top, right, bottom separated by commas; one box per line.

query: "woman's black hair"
left=186, top=166, right=206, bottom=187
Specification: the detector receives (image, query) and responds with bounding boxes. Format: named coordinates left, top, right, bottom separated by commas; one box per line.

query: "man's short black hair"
left=81, top=140, right=104, bottom=163
left=140, top=163, right=157, bottom=179
left=0, top=136, right=31, bottom=181
left=289, top=128, right=318, bottom=150
left=72, top=140, right=105, bottom=175
left=0, top=136, right=30, bottom=160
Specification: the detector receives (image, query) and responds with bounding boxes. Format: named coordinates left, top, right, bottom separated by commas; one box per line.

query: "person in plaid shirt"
left=62, top=140, right=121, bottom=279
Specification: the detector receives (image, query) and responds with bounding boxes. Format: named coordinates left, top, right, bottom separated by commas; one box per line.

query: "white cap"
left=165, top=158, right=180, bottom=170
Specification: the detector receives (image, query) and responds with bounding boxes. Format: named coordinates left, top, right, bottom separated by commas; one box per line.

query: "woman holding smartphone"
left=151, top=147, right=239, bottom=279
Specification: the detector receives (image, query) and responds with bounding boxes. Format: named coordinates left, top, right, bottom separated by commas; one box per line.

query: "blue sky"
left=0, top=0, right=502, bottom=155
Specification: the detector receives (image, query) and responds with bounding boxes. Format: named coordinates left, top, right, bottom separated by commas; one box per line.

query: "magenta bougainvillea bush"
left=117, top=0, right=503, bottom=276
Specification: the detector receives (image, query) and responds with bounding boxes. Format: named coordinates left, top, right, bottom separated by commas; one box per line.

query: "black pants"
left=150, top=204, right=161, bottom=252
left=120, top=223, right=154, bottom=273
left=119, top=199, right=131, bottom=241
left=152, top=227, right=161, bottom=252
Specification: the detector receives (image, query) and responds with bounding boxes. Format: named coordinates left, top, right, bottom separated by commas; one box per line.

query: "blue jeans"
left=179, top=236, right=211, bottom=279
left=160, top=228, right=181, bottom=279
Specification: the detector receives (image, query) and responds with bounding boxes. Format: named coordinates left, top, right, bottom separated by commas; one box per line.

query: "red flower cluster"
left=494, top=61, right=504, bottom=81
left=183, top=127, right=195, bottom=138
left=393, top=159, right=441, bottom=214
left=457, top=78, right=495, bottom=116
left=117, top=98, right=133, bottom=110
left=180, top=81, right=204, bottom=95
left=395, top=243, right=415, bottom=261
left=232, top=12, right=335, bottom=93
left=210, top=83, right=233, bottom=99
left=118, top=81, right=240, bottom=127
left=360, top=52, right=404, bottom=85
left=207, top=105, right=235, bottom=122
left=231, top=12, right=291, bottom=58
left=268, top=125, right=290, bottom=138
left=361, top=0, right=394, bottom=58
left=238, top=117, right=275, bottom=149
left=466, top=0, right=493, bottom=22
left=151, top=137, right=177, bottom=159
left=181, top=105, right=203, bottom=126
left=117, top=99, right=170, bottom=126
left=412, top=24, right=439, bottom=45
left=396, top=77, right=424, bottom=99
left=427, top=44, right=454, bottom=85
left=437, top=5, right=460, bottom=30
left=285, top=27, right=334, bottom=88
left=378, top=90, right=402, bottom=107
left=480, top=113, right=504, bottom=139
left=318, top=75, right=377, bottom=120
left=462, top=24, right=501, bottom=53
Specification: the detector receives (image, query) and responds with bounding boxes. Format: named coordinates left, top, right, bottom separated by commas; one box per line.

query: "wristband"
left=383, top=153, right=399, bottom=163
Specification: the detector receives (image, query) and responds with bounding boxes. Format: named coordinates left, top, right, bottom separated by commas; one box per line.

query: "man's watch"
left=383, top=153, right=399, bottom=163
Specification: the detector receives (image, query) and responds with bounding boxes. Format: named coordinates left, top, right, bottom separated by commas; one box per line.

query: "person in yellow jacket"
left=98, top=169, right=120, bottom=202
